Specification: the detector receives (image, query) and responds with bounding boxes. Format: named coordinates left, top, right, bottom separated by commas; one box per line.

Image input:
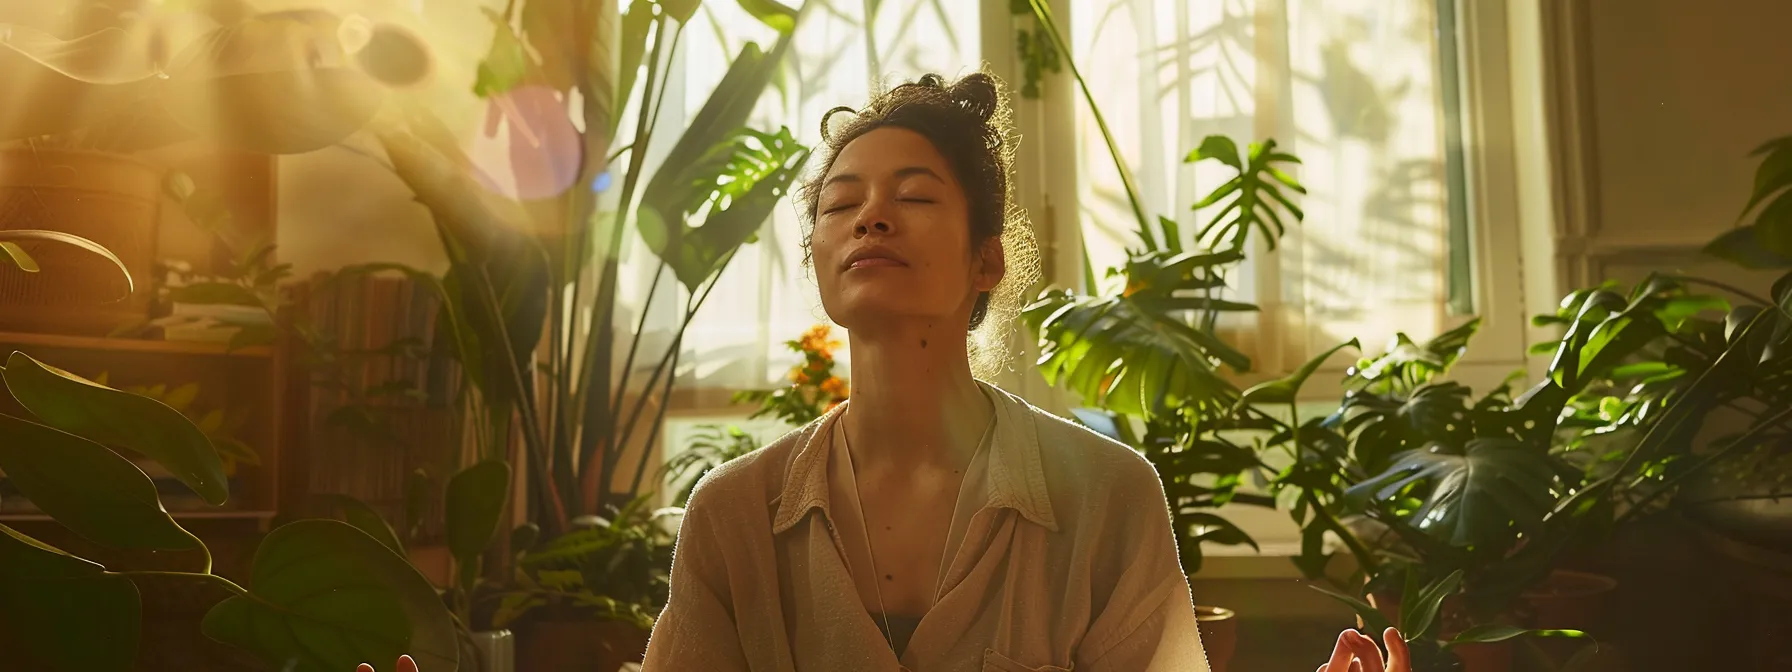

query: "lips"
left=843, top=246, right=908, bottom=270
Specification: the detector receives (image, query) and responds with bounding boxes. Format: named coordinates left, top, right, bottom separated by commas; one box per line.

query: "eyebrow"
left=821, top=166, right=948, bottom=189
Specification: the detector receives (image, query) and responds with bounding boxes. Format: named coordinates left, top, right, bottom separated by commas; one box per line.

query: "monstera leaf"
left=1345, top=439, right=1559, bottom=548
left=1330, top=381, right=1475, bottom=473
left=202, top=520, right=458, bottom=672
left=637, top=126, right=811, bottom=291
left=1346, top=319, right=1481, bottom=395
left=1185, top=136, right=1307, bottom=252
left=1027, top=288, right=1250, bottom=420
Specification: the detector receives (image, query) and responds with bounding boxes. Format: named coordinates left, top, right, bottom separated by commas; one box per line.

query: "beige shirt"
left=642, top=382, right=1210, bottom=672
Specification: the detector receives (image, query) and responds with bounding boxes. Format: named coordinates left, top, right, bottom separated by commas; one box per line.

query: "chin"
left=821, top=292, right=949, bottom=332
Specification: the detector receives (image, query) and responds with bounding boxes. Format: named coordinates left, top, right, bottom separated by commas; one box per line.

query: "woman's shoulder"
left=683, top=420, right=818, bottom=512
left=1012, top=399, right=1166, bottom=503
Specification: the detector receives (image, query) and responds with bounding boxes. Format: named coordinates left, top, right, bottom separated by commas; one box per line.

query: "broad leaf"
left=1345, top=439, right=1557, bottom=548
left=1444, top=624, right=1589, bottom=649
left=1401, top=569, right=1464, bottom=641
left=316, top=494, right=406, bottom=556
left=1239, top=339, right=1359, bottom=406
left=0, top=241, right=38, bottom=272
left=735, top=0, right=800, bottom=33
left=0, top=524, right=141, bottom=672
left=447, top=460, right=511, bottom=565
left=1026, top=288, right=1244, bottom=419
left=613, top=1, right=656, bottom=135
left=0, top=413, right=201, bottom=551
left=0, top=230, right=132, bottom=295
left=1704, top=226, right=1792, bottom=269
left=638, top=127, right=811, bottom=291
left=4, top=351, right=228, bottom=506
left=202, top=520, right=458, bottom=672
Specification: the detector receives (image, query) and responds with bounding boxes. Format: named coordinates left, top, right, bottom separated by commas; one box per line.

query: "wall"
left=1545, top=0, right=1792, bottom=294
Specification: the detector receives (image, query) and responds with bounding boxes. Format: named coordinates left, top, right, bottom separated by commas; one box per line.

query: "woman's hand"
left=1318, top=628, right=1410, bottom=672
left=354, top=655, right=418, bottom=672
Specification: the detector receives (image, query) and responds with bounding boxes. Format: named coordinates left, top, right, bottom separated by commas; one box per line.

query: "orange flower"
left=819, top=376, right=848, bottom=398
left=800, top=324, right=840, bottom=357
left=789, top=366, right=811, bottom=385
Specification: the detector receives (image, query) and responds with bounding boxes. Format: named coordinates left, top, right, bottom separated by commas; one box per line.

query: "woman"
left=362, top=72, right=1411, bottom=672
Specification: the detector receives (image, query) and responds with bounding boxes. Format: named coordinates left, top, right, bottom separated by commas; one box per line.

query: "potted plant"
left=0, top=2, right=416, bottom=335
left=0, top=234, right=462, bottom=671
left=361, top=0, right=811, bottom=663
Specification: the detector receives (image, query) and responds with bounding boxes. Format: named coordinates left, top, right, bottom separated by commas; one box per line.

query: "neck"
left=841, top=321, right=992, bottom=472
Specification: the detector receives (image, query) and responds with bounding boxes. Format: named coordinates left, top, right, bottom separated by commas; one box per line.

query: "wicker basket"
left=0, top=149, right=161, bottom=335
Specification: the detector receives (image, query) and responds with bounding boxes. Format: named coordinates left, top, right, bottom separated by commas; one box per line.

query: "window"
left=1054, top=0, right=1529, bottom=394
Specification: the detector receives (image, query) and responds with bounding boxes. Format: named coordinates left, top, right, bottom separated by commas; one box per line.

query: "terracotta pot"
left=0, top=149, right=160, bottom=335
left=516, top=618, right=649, bottom=672
left=1195, top=605, right=1237, bottom=672
left=1521, top=569, right=1616, bottom=630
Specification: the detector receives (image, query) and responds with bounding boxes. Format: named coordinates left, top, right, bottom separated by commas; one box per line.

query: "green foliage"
left=495, top=495, right=678, bottom=630
left=1704, top=136, right=1792, bottom=268
left=202, top=520, right=459, bottom=672
left=1185, top=137, right=1307, bottom=252
left=0, top=524, right=141, bottom=672
left=664, top=425, right=761, bottom=506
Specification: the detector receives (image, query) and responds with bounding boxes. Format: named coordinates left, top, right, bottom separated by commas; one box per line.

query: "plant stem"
left=615, top=255, right=730, bottom=497
left=1616, top=406, right=1792, bottom=525
left=1668, top=275, right=1777, bottom=310
left=1026, top=0, right=1155, bottom=243
left=117, top=570, right=245, bottom=595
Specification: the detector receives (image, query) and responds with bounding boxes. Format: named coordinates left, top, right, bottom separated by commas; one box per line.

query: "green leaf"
left=0, top=241, right=39, bottom=272
left=473, top=8, right=530, bottom=98
left=1345, top=438, right=1557, bottom=548
left=1741, top=136, right=1792, bottom=218
left=1704, top=226, right=1792, bottom=269
left=1185, top=135, right=1242, bottom=170
left=1402, top=569, right=1464, bottom=641
left=169, top=281, right=262, bottom=306
left=1308, top=583, right=1394, bottom=635
left=316, top=494, right=406, bottom=556
left=4, top=351, right=228, bottom=506
left=640, top=126, right=811, bottom=291
left=735, top=0, right=800, bottom=33
left=663, top=0, right=701, bottom=23
left=201, top=520, right=458, bottom=672
left=1239, top=338, right=1359, bottom=406
left=0, top=230, right=131, bottom=295
left=1443, top=624, right=1589, bottom=649
left=613, top=1, right=656, bottom=134
left=0, top=524, right=142, bottom=672
left=447, top=460, right=511, bottom=565
left=0, top=413, right=202, bottom=551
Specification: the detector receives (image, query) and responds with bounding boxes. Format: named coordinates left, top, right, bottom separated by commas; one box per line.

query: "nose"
left=852, top=200, right=896, bottom=238
left=853, top=220, right=893, bottom=238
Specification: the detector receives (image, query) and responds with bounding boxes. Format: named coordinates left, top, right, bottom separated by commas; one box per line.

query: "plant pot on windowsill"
left=1193, top=604, right=1237, bottom=672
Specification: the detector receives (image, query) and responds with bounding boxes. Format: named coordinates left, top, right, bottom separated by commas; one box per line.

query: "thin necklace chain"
left=841, top=412, right=995, bottom=653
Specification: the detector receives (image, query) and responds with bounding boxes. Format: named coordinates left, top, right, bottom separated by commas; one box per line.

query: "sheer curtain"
left=1073, top=0, right=1455, bottom=376
left=614, top=0, right=982, bottom=406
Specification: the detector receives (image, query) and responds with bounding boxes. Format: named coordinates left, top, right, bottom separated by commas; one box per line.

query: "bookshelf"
left=0, top=330, right=275, bottom=358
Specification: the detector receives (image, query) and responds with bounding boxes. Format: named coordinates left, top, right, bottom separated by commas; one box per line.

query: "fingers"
left=1347, top=630, right=1386, bottom=671
left=1383, top=628, right=1411, bottom=672
left=1349, top=661, right=1364, bottom=672
left=357, top=666, right=375, bottom=672
left=398, top=655, right=419, bottom=672
left=1326, top=630, right=1356, bottom=672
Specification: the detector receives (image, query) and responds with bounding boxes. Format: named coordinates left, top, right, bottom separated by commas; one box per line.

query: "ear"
left=973, top=236, right=1006, bottom=293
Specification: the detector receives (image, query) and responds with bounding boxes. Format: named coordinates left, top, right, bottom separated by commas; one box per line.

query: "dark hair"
left=798, top=72, right=1017, bottom=330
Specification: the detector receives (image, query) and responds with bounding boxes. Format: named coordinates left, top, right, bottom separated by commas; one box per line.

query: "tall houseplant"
left=370, top=0, right=810, bottom=547
left=0, top=235, right=462, bottom=672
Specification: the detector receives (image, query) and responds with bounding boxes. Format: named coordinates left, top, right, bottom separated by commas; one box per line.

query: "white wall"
left=1547, top=0, right=1792, bottom=294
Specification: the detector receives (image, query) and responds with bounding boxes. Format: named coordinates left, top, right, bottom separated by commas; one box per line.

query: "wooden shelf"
left=0, top=331, right=274, bottom=358
left=0, top=510, right=278, bottom=522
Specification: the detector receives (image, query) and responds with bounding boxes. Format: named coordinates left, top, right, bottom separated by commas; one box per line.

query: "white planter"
left=470, top=629, right=514, bottom=672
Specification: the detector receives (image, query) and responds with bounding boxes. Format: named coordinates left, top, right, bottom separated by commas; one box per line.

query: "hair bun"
left=947, top=72, right=1000, bottom=123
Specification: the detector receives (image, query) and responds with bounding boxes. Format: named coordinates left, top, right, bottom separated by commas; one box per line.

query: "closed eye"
left=822, top=202, right=862, bottom=215
left=898, top=197, right=935, bottom=204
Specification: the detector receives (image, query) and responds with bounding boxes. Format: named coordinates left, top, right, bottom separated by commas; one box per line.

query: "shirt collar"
left=770, top=381, right=1060, bottom=534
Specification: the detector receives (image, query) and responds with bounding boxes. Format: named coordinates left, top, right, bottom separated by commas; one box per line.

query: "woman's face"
left=810, top=127, right=1004, bottom=335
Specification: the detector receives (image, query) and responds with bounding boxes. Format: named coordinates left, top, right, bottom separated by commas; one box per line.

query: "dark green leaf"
left=1345, top=439, right=1556, bottom=547
left=316, top=494, right=405, bottom=556
left=0, top=524, right=142, bottom=672
left=169, top=281, right=261, bottom=306
left=447, top=460, right=511, bottom=565
left=1186, top=135, right=1242, bottom=170
left=1741, top=136, right=1792, bottom=218
left=1402, top=569, right=1464, bottom=641
left=0, top=413, right=202, bottom=551
left=201, top=520, right=458, bottom=672
left=1309, top=583, right=1393, bottom=635
left=641, top=127, right=811, bottom=291
left=5, top=352, right=228, bottom=505
left=663, top=0, right=701, bottom=23
left=1704, top=226, right=1792, bottom=269
left=1444, top=624, right=1589, bottom=649
left=614, top=1, right=656, bottom=134
left=1239, top=339, right=1359, bottom=406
